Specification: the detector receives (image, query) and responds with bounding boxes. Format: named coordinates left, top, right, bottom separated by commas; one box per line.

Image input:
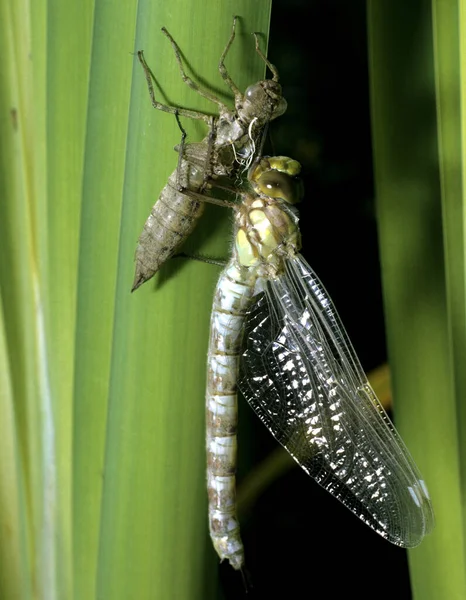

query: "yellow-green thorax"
left=235, top=156, right=303, bottom=278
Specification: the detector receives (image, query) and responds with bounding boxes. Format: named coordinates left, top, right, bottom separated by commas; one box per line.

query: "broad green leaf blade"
left=368, top=1, right=466, bottom=597
left=0, top=300, right=29, bottom=600
left=0, top=0, right=56, bottom=598
left=432, top=0, right=466, bottom=520
left=46, top=2, right=95, bottom=598
left=73, top=2, right=273, bottom=599
left=0, top=0, right=273, bottom=598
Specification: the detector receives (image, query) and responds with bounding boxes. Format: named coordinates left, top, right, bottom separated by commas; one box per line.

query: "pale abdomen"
left=206, top=262, right=256, bottom=570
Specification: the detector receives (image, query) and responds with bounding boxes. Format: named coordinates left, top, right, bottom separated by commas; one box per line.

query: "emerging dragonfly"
left=206, top=156, right=434, bottom=570
left=132, top=17, right=286, bottom=291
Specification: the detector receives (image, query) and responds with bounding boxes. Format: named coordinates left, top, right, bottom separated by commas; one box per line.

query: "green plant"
left=368, top=2, right=466, bottom=598
left=0, top=1, right=272, bottom=598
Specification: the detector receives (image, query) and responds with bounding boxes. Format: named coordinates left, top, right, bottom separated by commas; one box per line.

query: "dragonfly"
left=132, top=17, right=287, bottom=291
left=206, top=155, right=434, bottom=570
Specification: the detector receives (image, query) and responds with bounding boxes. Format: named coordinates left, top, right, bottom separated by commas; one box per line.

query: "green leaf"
left=0, top=0, right=272, bottom=598
left=368, top=1, right=466, bottom=597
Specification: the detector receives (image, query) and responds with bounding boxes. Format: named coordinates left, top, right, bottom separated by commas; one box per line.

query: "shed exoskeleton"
left=132, top=17, right=287, bottom=291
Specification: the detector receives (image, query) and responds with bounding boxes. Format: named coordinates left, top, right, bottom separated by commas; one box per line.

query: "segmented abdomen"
left=206, top=262, right=257, bottom=570
left=132, top=159, right=205, bottom=291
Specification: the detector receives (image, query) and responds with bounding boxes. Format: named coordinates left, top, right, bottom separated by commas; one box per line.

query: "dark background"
left=217, top=2, right=412, bottom=599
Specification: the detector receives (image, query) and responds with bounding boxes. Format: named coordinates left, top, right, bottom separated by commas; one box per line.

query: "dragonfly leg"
left=200, top=118, right=217, bottom=191
left=173, top=113, right=189, bottom=191
left=206, top=180, right=244, bottom=195
left=137, top=51, right=212, bottom=124
left=171, top=114, right=237, bottom=207
left=239, top=566, right=253, bottom=594
left=162, top=27, right=231, bottom=114
left=177, top=187, right=237, bottom=209
left=218, top=16, right=243, bottom=101
left=174, top=252, right=227, bottom=267
left=172, top=116, right=232, bottom=207
left=252, top=32, right=280, bottom=82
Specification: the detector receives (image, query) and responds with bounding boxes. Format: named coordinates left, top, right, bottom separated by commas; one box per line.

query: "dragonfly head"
left=249, top=156, right=304, bottom=205
left=238, top=81, right=287, bottom=127
left=235, top=156, right=303, bottom=276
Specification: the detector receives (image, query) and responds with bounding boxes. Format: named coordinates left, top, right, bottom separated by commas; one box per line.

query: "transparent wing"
left=239, top=254, right=434, bottom=546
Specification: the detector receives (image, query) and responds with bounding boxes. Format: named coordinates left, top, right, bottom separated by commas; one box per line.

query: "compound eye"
left=255, top=171, right=303, bottom=205
left=244, top=83, right=266, bottom=102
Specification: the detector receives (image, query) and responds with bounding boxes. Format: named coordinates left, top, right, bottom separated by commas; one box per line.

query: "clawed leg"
left=252, top=32, right=280, bottom=82
left=174, top=252, right=227, bottom=267
left=218, top=16, right=281, bottom=100
left=204, top=180, right=243, bottom=195
left=200, top=118, right=217, bottom=190
left=162, top=27, right=230, bottom=114
left=177, top=186, right=238, bottom=209
left=174, top=112, right=189, bottom=191
left=171, top=108, right=237, bottom=208
left=173, top=112, right=219, bottom=195
left=178, top=169, right=247, bottom=207
left=137, top=51, right=212, bottom=123
left=218, top=16, right=243, bottom=102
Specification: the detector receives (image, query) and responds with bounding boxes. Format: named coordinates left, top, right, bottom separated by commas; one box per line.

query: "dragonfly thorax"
left=234, top=156, right=303, bottom=277
left=215, top=112, right=262, bottom=168
left=215, top=114, right=244, bottom=147
left=235, top=196, right=301, bottom=278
